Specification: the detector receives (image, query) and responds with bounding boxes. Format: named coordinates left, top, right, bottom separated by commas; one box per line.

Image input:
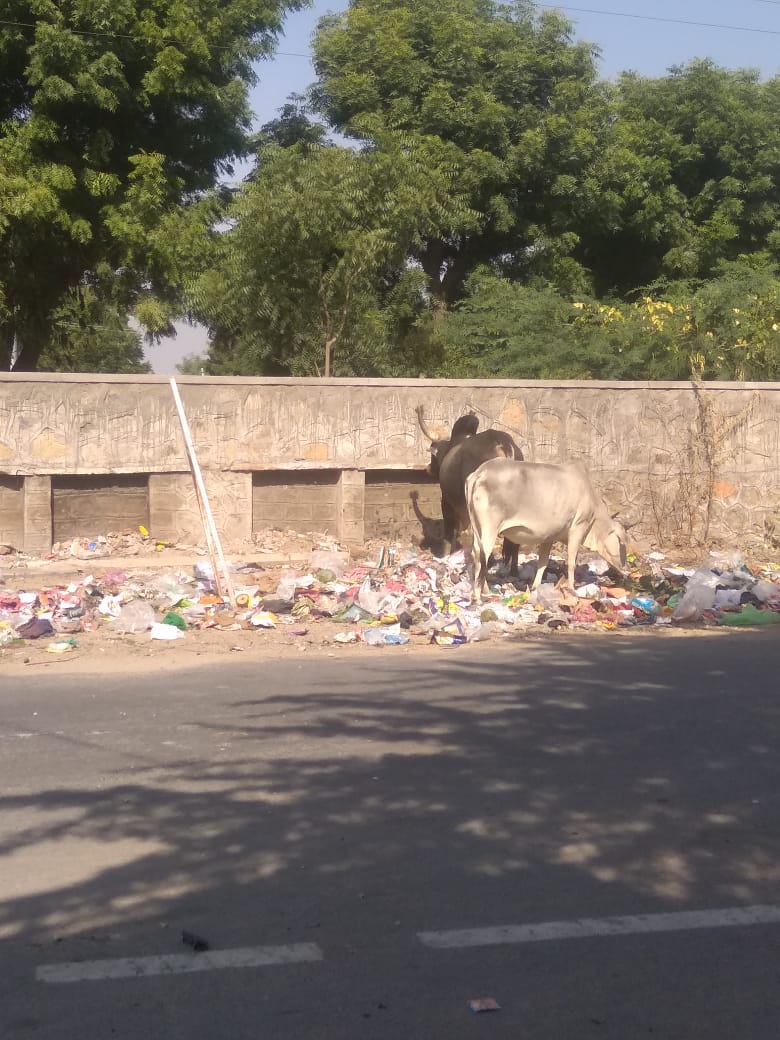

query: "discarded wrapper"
left=47, top=640, right=77, bottom=654
left=181, top=929, right=209, bottom=952
left=468, top=997, right=501, bottom=1013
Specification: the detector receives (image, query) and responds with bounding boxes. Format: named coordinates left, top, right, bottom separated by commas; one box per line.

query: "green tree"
left=190, top=135, right=473, bottom=375
left=176, top=352, right=210, bottom=375
left=577, top=61, right=780, bottom=295
left=0, top=0, right=302, bottom=371
left=37, top=282, right=150, bottom=373
left=434, top=268, right=581, bottom=376
left=310, top=0, right=606, bottom=309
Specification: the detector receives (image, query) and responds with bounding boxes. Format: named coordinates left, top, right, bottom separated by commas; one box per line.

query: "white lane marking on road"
left=418, top=904, right=780, bottom=949
left=36, top=942, right=323, bottom=984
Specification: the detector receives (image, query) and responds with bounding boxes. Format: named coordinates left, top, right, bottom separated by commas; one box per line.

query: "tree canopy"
left=0, top=0, right=302, bottom=370
left=7, top=0, right=780, bottom=381
left=190, top=134, right=472, bottom=375
left=311, top=0, right=606, bottom=306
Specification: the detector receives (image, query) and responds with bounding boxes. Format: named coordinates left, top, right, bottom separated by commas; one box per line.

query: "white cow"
left=466, top=458, right=628, bottom=601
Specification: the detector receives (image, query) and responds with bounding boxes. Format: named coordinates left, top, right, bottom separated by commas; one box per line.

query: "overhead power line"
left=1, top=6, right=779, bottom=51
left=536, top=4, right=780, bottom=35
left=0, top=19, right=311, bottom=56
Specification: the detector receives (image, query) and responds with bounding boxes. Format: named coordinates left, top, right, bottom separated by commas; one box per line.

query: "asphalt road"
left=2, top=631, right=780, bottom=1039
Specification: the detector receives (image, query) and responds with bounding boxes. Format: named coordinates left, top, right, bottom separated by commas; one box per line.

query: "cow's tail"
left=465, top=471, right=488, bottom=595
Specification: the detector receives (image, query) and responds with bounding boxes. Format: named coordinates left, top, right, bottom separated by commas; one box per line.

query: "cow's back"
left=440, top=432, right=522, bottom=515
left=467, top=459, right=596, bottom=542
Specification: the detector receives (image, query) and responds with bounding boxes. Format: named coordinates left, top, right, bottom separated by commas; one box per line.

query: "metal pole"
left=170, top=378, right=236, bottom=606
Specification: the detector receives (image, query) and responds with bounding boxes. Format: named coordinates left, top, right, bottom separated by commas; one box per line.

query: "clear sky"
left=148, top=0, right=780, bottom=372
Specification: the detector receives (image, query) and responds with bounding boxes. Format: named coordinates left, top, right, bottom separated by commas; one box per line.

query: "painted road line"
left=418, top=904, right=780, bottom=949
left=36, top=942, right=323, bottom=984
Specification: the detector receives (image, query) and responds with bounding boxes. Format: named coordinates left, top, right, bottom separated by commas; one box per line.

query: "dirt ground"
left=0, top=529, right=775, bottom=678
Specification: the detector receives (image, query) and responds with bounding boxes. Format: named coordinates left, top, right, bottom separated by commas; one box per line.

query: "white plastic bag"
left=672, top=568, right=718, bottom=621
left=109, top=600, right=156, bottom=634
left=150, top=622, right=184, bottom=640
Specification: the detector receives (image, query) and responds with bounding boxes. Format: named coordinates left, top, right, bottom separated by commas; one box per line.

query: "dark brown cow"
left=416, top=407, right=523, bottom=567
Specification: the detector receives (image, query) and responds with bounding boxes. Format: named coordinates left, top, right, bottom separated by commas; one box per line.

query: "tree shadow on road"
left=2, top=632, right=780, bottom=953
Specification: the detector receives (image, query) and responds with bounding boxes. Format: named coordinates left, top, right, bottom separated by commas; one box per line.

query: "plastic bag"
left=151, top=573, right=193, bottom=604
left=109, top=600, right=157, bottom=634
left=357, top=577, right=405, bottom=618
left=671, top=567, right=719, bottom=621
left=534, top=584, right=562, bottom=611
left=309, top=550, right=349, bottom=578
left=275, top=572, right=314, bottom=602
left=150, top=622, right=185, bottom=640
left=717, top=604, right=780, bottom=626
left=752, top=580, right=780, bottom=603
left=363, top=624, right=409, bottom=646
left=98, top=593, right=123, bottom=617
left=466, top=622, right=501, bottom=643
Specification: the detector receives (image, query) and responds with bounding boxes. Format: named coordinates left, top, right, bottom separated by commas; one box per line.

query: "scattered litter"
left=468, top=997, right=501, bottom=1013
left=109, top=601, right=157, bottom=634
left=363, top=624, right=410, bottom=646
left=2, top=530, right=780, bottom=658
left=161, top=611, right=188, bottom=631
left=717, top=604, right=780, bottom=626
left=47, top=639, right=77, bottom=653
left=150, top=622, right=185, bottom=640
left=333, top=631, right=360, bottom=643
left=15, top=618, right=55, bottom=639
left=181, top=930, right=209, bottom=952
left=249, top=611, right=277, bottom=628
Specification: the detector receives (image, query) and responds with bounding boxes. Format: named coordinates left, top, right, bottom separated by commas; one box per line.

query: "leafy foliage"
left=311, top=0, right=605, bottom=306
left=189, top=135, right=473, bottom=375
left=578, top=62, right=780, bottom=295
left=0, top=0, right=301, bottom=370
left=7, top=0, right=780, bottom=380
left=37, top=283, right=150, bottom=373
left=435, top=259, right=780, bottom=381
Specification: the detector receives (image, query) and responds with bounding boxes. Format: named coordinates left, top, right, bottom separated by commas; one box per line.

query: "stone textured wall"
left=364, top=472, right=441, bottom=545
left=0, top=475, right=24, bottom=547
left=149, top=472, right=253, bottom=547
left=252, top=471, right=341, bottom=537
left=1, top=374, right=779, bottom=553
left=52, top=475, right=149, bottom=542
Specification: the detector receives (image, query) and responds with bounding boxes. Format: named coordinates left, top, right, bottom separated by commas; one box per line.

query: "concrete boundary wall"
left=1, top=374, right=779, bottom=554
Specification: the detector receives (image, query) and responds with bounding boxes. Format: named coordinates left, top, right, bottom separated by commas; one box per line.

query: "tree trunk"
left=0, top=325, right=14, bottom=372
left=324, top=335, right=337, bottom=378
left=419, top=237, right=469, bottom=311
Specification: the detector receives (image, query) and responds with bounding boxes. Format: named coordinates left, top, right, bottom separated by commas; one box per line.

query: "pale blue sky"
left=151, top=0, right=780, bottom=371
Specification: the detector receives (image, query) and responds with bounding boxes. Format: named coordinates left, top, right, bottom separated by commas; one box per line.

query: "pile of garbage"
left=48, top=527, right=181, bottom=560
left=2, top=545, right=780, bottom=653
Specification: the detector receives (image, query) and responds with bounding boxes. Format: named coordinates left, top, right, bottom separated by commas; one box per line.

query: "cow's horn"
left=415, top=405, right=435, bottom=443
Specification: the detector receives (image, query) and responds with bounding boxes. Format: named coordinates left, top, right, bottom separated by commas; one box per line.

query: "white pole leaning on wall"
left=170, top=378, right=236, bottom=606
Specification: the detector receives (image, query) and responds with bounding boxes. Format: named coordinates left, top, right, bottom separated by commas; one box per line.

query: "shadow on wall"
left=2, top=633, right=780, bottom=949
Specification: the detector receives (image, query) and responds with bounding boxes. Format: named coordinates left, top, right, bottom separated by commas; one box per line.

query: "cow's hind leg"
left=531, top=540, right=554, bottom=590
left=442, top=499, right=458, bottom=556
left=471, top=523, right=497, bottom=602
left=502, top=539, right=519, bottom=576
left=566, top=525, right=588, bottom=589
